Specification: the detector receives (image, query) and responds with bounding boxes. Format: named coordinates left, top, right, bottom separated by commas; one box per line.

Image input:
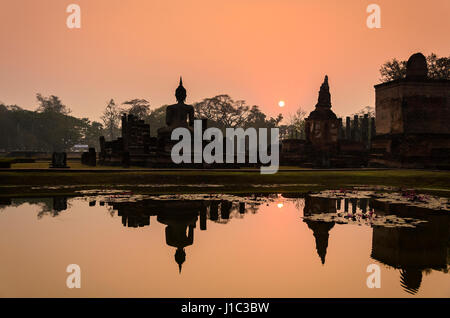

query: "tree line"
left=4, top=53, right=444, bottom=153
left=0, top=95, right=102, bottom=152
left=0, top=94, right=284, bottom=152
left=0, top=92, right=372, bottom=153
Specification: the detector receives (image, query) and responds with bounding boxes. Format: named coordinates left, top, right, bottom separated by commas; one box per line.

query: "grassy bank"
left=1, top=169, right=449, bottom=197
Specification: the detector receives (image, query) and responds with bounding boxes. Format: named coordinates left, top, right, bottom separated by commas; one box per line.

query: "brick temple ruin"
left=370, top=53, right=450, bottom=169
left=281, top=52, right=449, bottom=169
left=99, top=114, right=156, bottom=166
left=95, top=52, right=449, bottom=169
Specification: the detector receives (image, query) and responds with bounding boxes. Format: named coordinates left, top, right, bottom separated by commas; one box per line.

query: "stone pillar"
left=50, top=152, right=69, bottom=168
left=351, top=198, right=357, bottom=214
left=338, top=118, right=344, bottom=140
left=360, top=198, right=368, bottom=214
left=200, top=205, right=207, bottom=231
left=239, top=202, right=245, bottom=214
left=122, top=114, right=128, bottom=152
left=88, top=147, right=96, bottom=166
left=221, top=201, right=232, bottom=219
left=210, top=201, right=219, bottom=221
left=345, top=117, right=351, bottom=140
left=352, top=115, right=359, bottom=141
left=370, top=117, right=376, bottom=139
left=99, top=136, right=105, bottom=152
left=362, top=114, right=369, bottom=148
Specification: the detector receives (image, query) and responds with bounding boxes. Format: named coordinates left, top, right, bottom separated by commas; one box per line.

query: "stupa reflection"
left=303, top=196, right=336, bottom=265
left=370, top=199, right=449, bottom=295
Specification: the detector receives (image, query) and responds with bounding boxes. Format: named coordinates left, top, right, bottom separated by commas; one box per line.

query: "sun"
left=278, top=100, right=285, bottom=108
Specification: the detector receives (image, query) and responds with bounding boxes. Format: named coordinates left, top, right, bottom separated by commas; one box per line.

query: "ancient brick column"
left=362, top=114, right=369, bottom=148
left=346, top=116, right=351, bottom=140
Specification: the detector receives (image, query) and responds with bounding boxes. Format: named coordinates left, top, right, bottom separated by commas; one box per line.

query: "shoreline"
left=1, top=169, right=450, bottom=198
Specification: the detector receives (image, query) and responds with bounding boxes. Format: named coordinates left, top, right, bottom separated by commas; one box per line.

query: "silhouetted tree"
left=36, top=94, right=71, bottom=115
left=80, top=118, right=104, bottom=149
left=426, top=53, right=450, bottom=80
left=194, top=95, right=282, bottom=131
left=194, top=95, right=250, bottom=130
left=34, top=94, right=81, bottom=151
left=380, top=53, right=450, bottom=82
left=122, top=98, right=150, bottom=119
left=146, top=105, right=168, bottom=136
left=0, top=93, right=284, bottom=152
left=0, top=100, right=101, bottom=152
left=245, top=105, right=283, bottom=129
left=287, top=107, right=307, bottom=138
left=278, top=125, right=290, bottom=139
left=101, top=99, right=121, bottom=140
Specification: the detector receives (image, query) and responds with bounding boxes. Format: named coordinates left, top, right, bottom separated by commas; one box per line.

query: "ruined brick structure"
left=281, top=76, right=368, bottom=167
left=99, top=114, right=157, bottom=166
left=370, top=53, right=450, bottom=168
left=305, top=75, right=340, bottom=155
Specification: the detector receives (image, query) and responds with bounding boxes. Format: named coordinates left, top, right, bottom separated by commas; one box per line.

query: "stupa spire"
left=305, top=221, right=335, bottom=265
left=316, top=75, right=331, bottom=109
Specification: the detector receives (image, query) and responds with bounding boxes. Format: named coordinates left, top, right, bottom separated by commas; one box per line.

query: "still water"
left=0, top=191, right=448, bottom=297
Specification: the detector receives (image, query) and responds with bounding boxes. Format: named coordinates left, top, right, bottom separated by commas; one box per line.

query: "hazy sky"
left=0, top=0, right=449, bottom=122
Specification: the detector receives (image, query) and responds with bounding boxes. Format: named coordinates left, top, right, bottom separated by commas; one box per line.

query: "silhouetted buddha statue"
left=157, top=208, right=197, bottom=273
left=166, top=223, right=195, bottom=273
left=157, top=77, right=195, bottom=148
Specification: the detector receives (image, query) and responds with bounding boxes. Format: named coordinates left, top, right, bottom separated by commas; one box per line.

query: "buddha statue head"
left=175, top=77, right=187, bottom=103
left=175, top=247, right=186, bottom=273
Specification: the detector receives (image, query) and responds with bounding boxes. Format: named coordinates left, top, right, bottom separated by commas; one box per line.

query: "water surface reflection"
left=0, top=192, right=448, bottom=297
left=301, top=194, right=449, bottom=295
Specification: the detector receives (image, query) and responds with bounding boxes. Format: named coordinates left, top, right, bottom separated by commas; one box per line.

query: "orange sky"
left=0, top=0, right=449, bottom=122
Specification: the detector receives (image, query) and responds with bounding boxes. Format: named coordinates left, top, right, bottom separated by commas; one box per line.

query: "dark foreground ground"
left=1, top=166, right=449, bottom=198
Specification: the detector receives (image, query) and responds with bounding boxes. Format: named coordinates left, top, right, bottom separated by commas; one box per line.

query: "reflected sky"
left=0, top=193, right=448, bottom=297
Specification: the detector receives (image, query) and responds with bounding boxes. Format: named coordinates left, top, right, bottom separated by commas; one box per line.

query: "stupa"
left=304, top=76, right=340, bottom=164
